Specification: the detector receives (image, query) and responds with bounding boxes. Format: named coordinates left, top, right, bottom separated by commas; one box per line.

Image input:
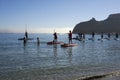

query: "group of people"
left=23, top=30, right=40, bottom=45
left=53, top=30, right=72, bottom=44
left=23, top=30, right=73, bottom=45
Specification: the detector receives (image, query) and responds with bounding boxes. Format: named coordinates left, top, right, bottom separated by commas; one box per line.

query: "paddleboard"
left=61, top=43, right=78, bottom=47
left=104, top=37, right=110, bottom=40
left=47, top=41, right=64, bottom=45
left=88, top=38, right=94, bottom=41
left=114, top=38, right=119, bottom=41
left=98, top=38, right=103, bottom=41
left=18, top=38, right=34, bottom=40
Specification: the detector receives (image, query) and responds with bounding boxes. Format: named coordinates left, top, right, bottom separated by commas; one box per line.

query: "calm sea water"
left=0, top=33, right=120, bottom=80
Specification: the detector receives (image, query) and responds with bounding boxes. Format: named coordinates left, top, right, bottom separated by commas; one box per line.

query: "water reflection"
left=67, top=47, right=73, bottom=64
left=23, top=41, right=27, bottom=53
left=53, top=44, right=58, bottom=65
left=37, top=42, right=40, bottom=54
left=23, top=40, right=27, bottom=48
left=61, top=46, right=73, bottom=65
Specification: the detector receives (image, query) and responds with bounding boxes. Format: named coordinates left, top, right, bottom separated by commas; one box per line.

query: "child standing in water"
left=37, top=37, right=40, bottom=45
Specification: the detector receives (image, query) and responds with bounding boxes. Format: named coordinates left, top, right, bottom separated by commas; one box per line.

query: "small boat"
left=61, top=43, right=78, bottom=47
left=47, top=41, right=64, bottom=45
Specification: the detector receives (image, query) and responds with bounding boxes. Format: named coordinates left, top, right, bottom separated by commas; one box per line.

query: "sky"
left=0, top=0, right=120, bottom=33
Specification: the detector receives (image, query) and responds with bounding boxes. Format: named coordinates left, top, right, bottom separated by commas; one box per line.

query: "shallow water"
left=0, top=33, right=120, bottom=80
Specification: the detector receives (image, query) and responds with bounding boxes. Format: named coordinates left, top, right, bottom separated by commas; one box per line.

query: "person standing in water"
left=101, top=33, right=103, bottom=39
left=53, top=32, right=57, bottom=42
left=92, top=32, right=95, bottom=38
left=115, top=33, right=118, bottom=38
left=37, top=37, right=40, bottom=45
left=108, top=33, right=110, bottom=38
left=68, top=30, right=72, bottom=44
left=23, top=37, right=27, bottom=46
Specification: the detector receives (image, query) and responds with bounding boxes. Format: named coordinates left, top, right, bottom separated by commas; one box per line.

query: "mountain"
left=73, top=13, right=120, bottom=34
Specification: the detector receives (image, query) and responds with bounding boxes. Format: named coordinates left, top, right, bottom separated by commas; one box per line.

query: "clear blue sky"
left=0, top=0, right=120, bottom=33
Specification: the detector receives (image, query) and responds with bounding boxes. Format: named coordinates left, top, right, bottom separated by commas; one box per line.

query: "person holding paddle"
left=68, top=30, right=72, bottom=44
left=53, top=32, right=57, bottom=43
left=61, top=30, right=78, bottom=47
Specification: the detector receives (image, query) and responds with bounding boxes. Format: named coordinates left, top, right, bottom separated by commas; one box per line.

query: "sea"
left=0, top=33, right=120, bottom=80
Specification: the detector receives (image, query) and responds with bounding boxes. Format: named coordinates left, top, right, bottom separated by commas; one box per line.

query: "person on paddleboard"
left=25, top=31, right=28, bottom=39
left=68, top=30, right=72, bottom=44
left=53, top=32, right=57, bottom=42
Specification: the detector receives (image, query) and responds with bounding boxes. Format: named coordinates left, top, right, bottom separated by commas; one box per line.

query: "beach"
left=1, top=66, right=120, bottom=80
left=0, top=33, right=120, bottom=80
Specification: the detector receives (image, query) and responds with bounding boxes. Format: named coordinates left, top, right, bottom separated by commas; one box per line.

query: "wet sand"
left=76, top=70, right=120, bottom=80
left=1, top=68, right=120, bottom=80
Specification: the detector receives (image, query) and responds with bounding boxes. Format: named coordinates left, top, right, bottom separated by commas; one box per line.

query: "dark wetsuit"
left=69, top=31, right=72, bottom=44
left=25, top=31, right=28, bottom=39
left=53, top=32, right=57, bottom=42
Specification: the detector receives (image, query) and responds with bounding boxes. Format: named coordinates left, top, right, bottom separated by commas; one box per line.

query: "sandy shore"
left=1, top=67, right=120, bottom=80
left=76, top=70, right=120, bottom=80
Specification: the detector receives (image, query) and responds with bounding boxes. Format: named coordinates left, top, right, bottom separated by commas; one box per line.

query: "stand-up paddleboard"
left=88, top=38, right=94, bottom=41
left=98, top=38, right=103, bottom=41
left=18, top=38, right=34, bottom=40
left=104, top=37, right=110, bottom=40
left=47, top=41, right=64, bottom=45
left=61, top=43, right=78, bottom=47
left=114, top=38, right=119, bottom=41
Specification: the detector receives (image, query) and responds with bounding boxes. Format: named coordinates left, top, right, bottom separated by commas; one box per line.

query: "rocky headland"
left=73, top=13, right=120, bottom=34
